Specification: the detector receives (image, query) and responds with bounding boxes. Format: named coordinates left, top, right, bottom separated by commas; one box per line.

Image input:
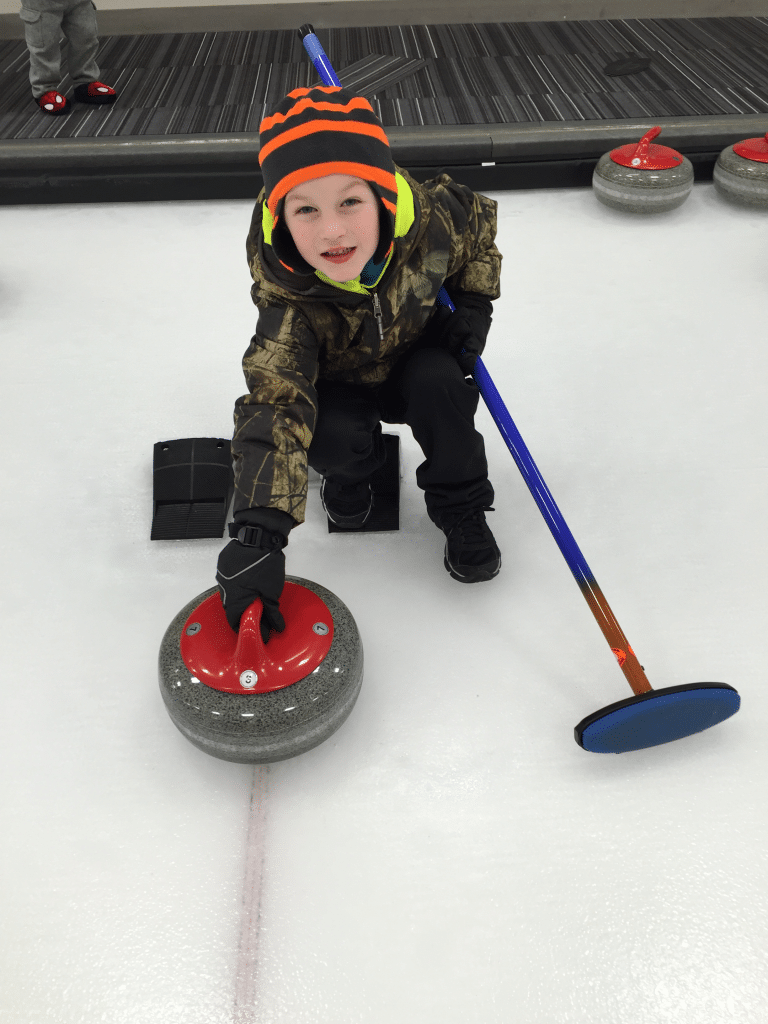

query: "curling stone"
left=713, top=131, right=768, bottom=209
left=158, top=577, right=363, bottom=764
left=592, top=126, right=694, bottom=214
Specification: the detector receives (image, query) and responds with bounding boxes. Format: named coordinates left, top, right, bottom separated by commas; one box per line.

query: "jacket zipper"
left=372, top=291, right=384, bottom=342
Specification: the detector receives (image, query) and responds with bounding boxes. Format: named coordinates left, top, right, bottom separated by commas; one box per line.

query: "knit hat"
left=258, top=85, right=398, bottom=274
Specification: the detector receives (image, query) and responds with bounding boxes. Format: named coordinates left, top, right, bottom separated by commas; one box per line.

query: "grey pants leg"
left=19, top=0, right=100, bottom=98
left=62, top=0, right=101, bottom=87
left=20, top=6, right=65, bottom=97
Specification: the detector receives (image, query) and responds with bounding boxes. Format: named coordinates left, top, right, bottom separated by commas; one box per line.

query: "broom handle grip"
left=299, top=24, right=342, bottom=87
left=298, top=25, right=652, bottom=697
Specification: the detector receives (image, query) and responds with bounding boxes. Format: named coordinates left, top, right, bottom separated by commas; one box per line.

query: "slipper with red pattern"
left=36, top=90, right=70, bottom=115
left=73, top=81, right=117, bottom=105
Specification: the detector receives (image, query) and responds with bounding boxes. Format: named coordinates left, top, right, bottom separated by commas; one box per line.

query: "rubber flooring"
left=1, top=15, right=768, bottom=139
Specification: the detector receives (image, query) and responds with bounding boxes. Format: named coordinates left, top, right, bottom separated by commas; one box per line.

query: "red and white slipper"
left=37, top=91, right=70, bottom=115
left=73, top=81, right=117, bottom=105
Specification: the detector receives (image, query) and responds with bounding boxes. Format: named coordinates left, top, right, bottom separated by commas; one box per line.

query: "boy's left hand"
left=435, top=293, right=493, bottom=376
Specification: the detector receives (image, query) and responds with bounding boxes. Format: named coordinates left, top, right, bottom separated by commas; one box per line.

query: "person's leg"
left=19, top=5, right=66, bottom=104
left=309, top=380, right=386, bottom=481
left=308, top=380, right=385, bottom=528
left=385, top=346, right=494, bottom=519
left=382, top=346, right=500, bottom=581
left=65, top=0, right=117, bottom=103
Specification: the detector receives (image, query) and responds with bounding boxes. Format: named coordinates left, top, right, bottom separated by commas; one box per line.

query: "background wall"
left=2, top=0, right=767, bottom=38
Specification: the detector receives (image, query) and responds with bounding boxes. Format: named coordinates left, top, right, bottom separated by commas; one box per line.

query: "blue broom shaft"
left=432, top=289, right=598, bottom=587
left=297, top=27, right=654, bottom=698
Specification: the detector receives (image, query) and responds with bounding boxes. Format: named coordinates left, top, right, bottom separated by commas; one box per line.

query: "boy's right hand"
left=215, top=522, right=288, bottom=638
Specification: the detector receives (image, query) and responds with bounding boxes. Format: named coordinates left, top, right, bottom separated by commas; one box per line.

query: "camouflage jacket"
left=232, top=164, right=502, bottom=525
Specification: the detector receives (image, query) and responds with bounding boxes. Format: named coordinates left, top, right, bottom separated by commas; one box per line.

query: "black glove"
left=433, top=292, right=493, bottom=375
left=215, top=509, right=293, bottom=638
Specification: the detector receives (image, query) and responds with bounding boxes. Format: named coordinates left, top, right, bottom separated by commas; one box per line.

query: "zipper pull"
left=372, top=292, right=384, bottom=342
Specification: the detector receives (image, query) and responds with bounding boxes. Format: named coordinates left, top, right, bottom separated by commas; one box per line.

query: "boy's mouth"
left=321, top=246, right=356, bottom=264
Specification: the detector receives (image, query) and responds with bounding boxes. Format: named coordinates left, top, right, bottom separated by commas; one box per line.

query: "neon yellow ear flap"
left=393, top=172, right=415, bottom=239
left=261, top=201, right=275, bottom=246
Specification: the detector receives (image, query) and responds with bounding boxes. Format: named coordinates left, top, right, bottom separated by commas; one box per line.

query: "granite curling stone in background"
left=592, top=126, right=694, bottom=214
left=713, top=131, right=768, bottom=209
left=158, top=577, right=364, bottom=764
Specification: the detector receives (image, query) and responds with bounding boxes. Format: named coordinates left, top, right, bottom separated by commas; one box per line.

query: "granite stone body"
left=592, top=153, right=694, bottom=214
left=158, top=577, right=363, bottom=763
left=713, top=145, right=768, bottom=209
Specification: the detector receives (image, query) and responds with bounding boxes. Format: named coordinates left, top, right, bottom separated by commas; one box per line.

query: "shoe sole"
left=444, top=551, right=501, bottom=583
left=37, top=102, right=70, bottom=115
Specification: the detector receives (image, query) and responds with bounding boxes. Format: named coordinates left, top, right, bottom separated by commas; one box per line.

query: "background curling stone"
left=713, top=131, right=768, bottom=209
left=158, top=577, right=363, bottom=764
left=592, top=126, right=694, bottom=214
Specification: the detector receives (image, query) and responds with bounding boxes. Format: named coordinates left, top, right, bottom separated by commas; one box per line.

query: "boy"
left=19, top=0, right=116, bottom=114
left=216, top=85, right=502, bottom=637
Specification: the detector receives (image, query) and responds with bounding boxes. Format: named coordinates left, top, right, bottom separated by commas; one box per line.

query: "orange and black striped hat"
left=259, top=85, right=398, bottom=271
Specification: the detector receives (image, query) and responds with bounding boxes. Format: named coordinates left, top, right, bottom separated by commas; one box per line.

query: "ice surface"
left=0, top=180, right=766, bottom=1024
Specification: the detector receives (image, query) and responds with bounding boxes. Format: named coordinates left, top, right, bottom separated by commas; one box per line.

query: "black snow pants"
left=308, top=345, right=494, bottom=523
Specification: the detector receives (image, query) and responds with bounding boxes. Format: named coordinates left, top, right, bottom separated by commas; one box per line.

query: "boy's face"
left=283, top=174, right=380, bottom=282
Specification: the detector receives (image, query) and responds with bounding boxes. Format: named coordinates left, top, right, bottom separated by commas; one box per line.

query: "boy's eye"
left=292, top=197, right=362, bottom=216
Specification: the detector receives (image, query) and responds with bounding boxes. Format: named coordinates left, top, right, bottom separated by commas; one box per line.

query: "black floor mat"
left=327, top=433, right=401, bottom=534
left=2, top=16, right=768, bottom=140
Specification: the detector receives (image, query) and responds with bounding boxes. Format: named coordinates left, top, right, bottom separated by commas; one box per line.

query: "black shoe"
left=321, top=477, right=373, bottom=529
left=439, top=507, right=501, bottom=583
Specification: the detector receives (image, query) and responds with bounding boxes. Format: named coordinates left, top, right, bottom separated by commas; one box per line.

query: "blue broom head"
left=576, top=682, right=741, bottom=753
